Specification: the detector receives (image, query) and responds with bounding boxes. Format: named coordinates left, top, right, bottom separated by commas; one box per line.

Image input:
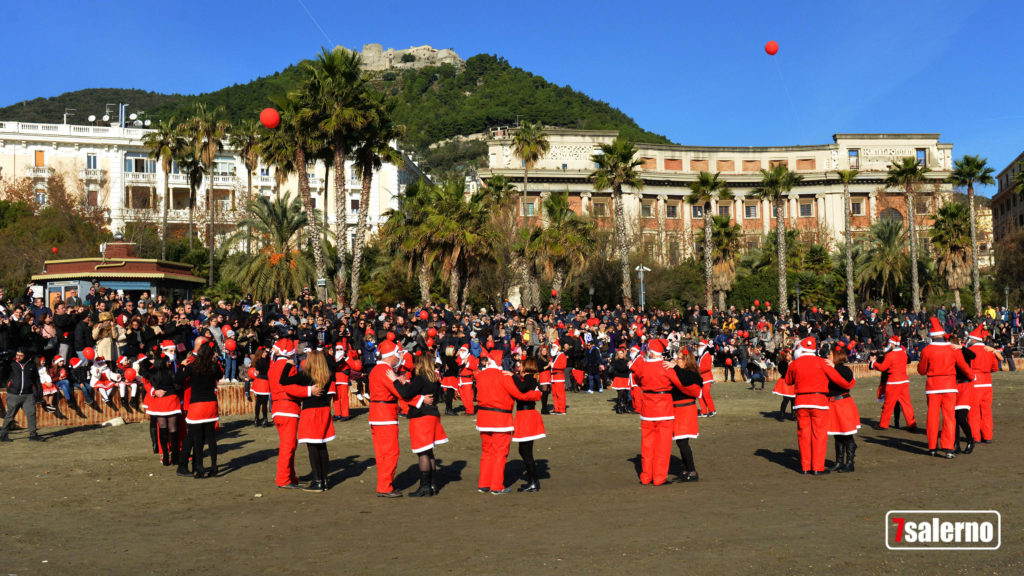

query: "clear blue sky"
left=2, top=0, right=1019, bottom=195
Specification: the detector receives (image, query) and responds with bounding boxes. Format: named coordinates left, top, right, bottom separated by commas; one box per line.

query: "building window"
left=214, top=158, right=236, bottom=176
left=769, top=159, right=788, bottom=169
left=641, top=202, right=653, bottom=218
left=744, top=204, right=758, bottom=219
left=849, top=149, right=860, bottom=169
left=641, top=157, right=657, bottom=170
left=851, top=201, right=863, bottom=216
left=799, top=202, right=814, bottom=218
left=124, top=153, right=155, bottom=173
left=350, top=198, right=360, bottom=214
left=664, top=159, right=682, bottom=171
left=86, top=153, right=98, bottom=170
left=666, top=204, right=678, bottom=219
left=668, top=243, right=680, bottom=266
left=522, top=201, right=535, bottom=217
left=644, top=242, right=656, bottom=259
left=718, top=205, right=730, bottom=217
left=691, top=205, right=704, bottom=219
left=916, top=148, right=927, bottom=165
left=593, top=202, right=607, bottom=217
left=35, top=150, right=45, bottom=167
left=35, top=191, right=47, bottom=205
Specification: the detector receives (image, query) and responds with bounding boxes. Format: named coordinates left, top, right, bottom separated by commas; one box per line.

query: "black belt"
left=478, top=406, right=513, bottom=414
left=829, top=393, right=851, bottom=401
left=643, top=390, right=672, bottom=395
left=795, top=392, right=826, bottom=396
left=371, top=399, right=397, bottom=404
left=673, top=400, right=696, bottom=407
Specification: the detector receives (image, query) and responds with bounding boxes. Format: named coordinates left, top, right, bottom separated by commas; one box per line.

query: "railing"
left=168, top=174, right=188, bottom=186
left=212, top=174, right=237, bottom=187
left=121, top=207, right=243, bottom=224
left=309, top=176, right=325, bottom=190
left=124, top=172, right=156, bottom=184
left=0, top=121, right=138, bottom=138
left=255, top=175, right=274, bottom=187
left=79, top=168, right=103, bottom=180
left=26, top=166, right=54, bottom=178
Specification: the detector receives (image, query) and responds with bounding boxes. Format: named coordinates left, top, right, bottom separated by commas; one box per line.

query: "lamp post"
left=635, top=265, right=651, bottom=310
left=795, top=282, right=801, bottom=317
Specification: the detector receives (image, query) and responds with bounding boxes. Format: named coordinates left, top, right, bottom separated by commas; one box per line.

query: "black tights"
left=307, top=443, right=330, bottom=484
left=254, top=396, right=269, bottom=422
left=617, top=389, right=629, bottom=411
left=955, top=408, right=973, bottom=448
left=540, top=386, right=550, bottom=412
left=675, top=438, right=696, bottom=474
left=188, top=422, right=217, bottom=474
left=518, top=441, right=538, bottom=483
left=444, top=389, right=455, bottom=412
left=779, top=397, right=794, bottom=418
left=156, top=415, right=179, bottom=462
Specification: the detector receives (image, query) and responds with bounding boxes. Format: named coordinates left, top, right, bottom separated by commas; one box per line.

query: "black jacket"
left=7, top=359, right=40, bottom=395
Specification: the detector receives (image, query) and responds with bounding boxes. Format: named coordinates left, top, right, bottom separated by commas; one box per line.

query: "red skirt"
left=146, top=394, right=182, bottom=416
left=93, top=379, right=115, bottom=391
left=185, top=400, right=218, bottom=424
left=409, top=415, right=448, bottom=453
left=772, top=377, right=795, bottom=398
left=512, top=408, right=546, bottom=442
left=298, top=406, right=336, bottom=443
left=251, top=378, right=270, bottom=395
left=571, top=369, right=584, bottom=385
left=441, top=376, right=459, bottom=391
left=610, top=377, right=630, bottom=391
left=955, top=381, right=975, bottom=411
left=828, top=396, right=860, bottom=435
left=672, top=402, right=699, bottom=439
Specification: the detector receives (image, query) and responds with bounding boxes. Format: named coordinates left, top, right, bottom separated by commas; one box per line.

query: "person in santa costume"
left=457, top=345, right=478, bottom=415
left=635, top=339, right=681, bottom=486
left=175, top=342, right=223, bottom=478
left=609, top=346, right=632, bottom=414
left=965, top=326, right=1000, bottom=444
left=669, top=348, right=704, bottom=482
left=333, top=345, right=361, bottom=422
left=368, top=339, right=408, bottom=497
left=916, top=318, right=973, bottom=459
left=696, top=339, right=716, bottom=417
left=771, top=349, right=795, bottom=421
left=948, top=334, right=976, bottom=455
left=549, top=342, right=569, bottom=415
left=474, top=349, right=541, bottom=494
left=249, top=347, right=271, bottom=427
left=439, top=342, right=460, bottom=416
left=511, top=356, right=546, bottom=492
left=783, top=337, right=852, bottom=474
left=869, top=335, right=917, bottom=431
left=279, top=350, right=334, bottom=492
left=827, top=345, right=859, bottom=473
left=627, top=344, right=643, bottom=414
left=394, top=352, right=446, bottom=497
left=141, top=351, right=181, bottom=467
left=267, top=339, right=303, bottom=487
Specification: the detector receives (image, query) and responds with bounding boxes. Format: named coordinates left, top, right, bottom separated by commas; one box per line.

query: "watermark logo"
left=886, top=510, right=1001, bottom=550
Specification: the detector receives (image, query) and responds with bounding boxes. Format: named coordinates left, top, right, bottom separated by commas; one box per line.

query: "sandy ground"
left=1, top=370, right=1022, bottom=575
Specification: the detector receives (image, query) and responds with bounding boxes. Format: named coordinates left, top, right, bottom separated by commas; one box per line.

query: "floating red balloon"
left=225, top=339, right=237, bottom=352
left=425, top=338, right=435, bottom=348
left=124, top=368, right=137, bottom=382
left=551, top=289, right=558, bottom=297
left=83, top=347, right=95, bottom=361
left=765, top=41, right=778, bottom=56
left=754, top=299, right=760, bottom=306
left=260, top=108, right=280, bottom=129
left=419, top=310, right=429, bottom=321
left=51, top=246, right=58, bottom=254
left=426, top=327, right=437, bottom=338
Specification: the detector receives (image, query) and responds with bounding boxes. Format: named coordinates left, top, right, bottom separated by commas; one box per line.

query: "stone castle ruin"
left=338, top=44, right=465, bottom=71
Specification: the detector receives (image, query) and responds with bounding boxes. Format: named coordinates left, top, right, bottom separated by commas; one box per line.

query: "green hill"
left=0, top=54, right=672, bottom=174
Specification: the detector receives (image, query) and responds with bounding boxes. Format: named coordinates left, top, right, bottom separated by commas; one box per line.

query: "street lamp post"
left=635, top=265, right=651, bottom=310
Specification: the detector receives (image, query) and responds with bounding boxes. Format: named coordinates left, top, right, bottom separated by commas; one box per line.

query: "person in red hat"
left=609, top=346, right=632, bottom=414
left=511, top=356, right=546, bottom=491
left=332, top=344, right=361, bottom=421
left=456, top=345, right=477, bottom=415
left=635, top=339, right=682, bottom=486
left=368, top=338, right=408, bottom=497
left=249, top=347, right=271, bottom=426
left=827, top=345, right=859, bottom=472
left=948, top=334, right=976, bottom=455
left=669, top=348, right=704, bottom=482
left=965, top=326, right=1000, bottom=444
left=783, top=337, right=852, bottom=474
left=279, top=350, right=334, bottom=492
left=474, top=349, right=541, bottom=494
left=869, top=335, right=917, bottom=431
left=549, top=342, right=569, bottom=415
left=267, top=339, right=306, bottom=487
left=696, top=339, right=716, bottom=417
left=771, top=349, right=794, bottom=421
left=628, top=345, right=643, bottom=414
left=917, top=318, right=973, bottom=458
left=393, top=353, right=446, bottom=497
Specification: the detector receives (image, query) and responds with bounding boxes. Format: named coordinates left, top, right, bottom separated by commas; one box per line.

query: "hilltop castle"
left=338, top=44, right=465, bottom=71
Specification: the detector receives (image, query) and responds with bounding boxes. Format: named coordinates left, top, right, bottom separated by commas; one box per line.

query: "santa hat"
left=272, top=338, right=295, bottom=357
left=116, top=356, right=129, bottom=367
left=378, top=339, right=401, bottom=360
left=967, top=325, right=986, bottom=344
left=160, top=340, right=175, bottom=350
left=795, top=337, right=817, bottom=357
left=69, top=358, right=84, bottom=369
left=648, top=339, right=666, bottom=357
left=137, top=353, right=148, bottom=362
left=52, top=355, right=65, bottom=365
left=928, top=317, right=945, bottom=338
left=487, top=349, right=504, bottom=365
left=888, top=335, right=901, bottom=348
left=95, top=356, right=107, bottom=364
left=335, top=341, right=346, bottom=349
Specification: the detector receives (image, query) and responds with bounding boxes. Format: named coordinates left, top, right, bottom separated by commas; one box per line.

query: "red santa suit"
left=635, top=339, right=681, bottom=486
left=457, top=346, right=478, bottom=415
left=549, top=346, right=568, bottom=414
left=269, top=339, right=302, bottom=487
left=966, top=328, right=999, bottom=442
left=628, top=346, right=643, bottom=413
left=368, top=340, right=405, bottom=495
left=333, top=346, right=361, bottom=420
left=696, top=341, right=715, bottom=416
left=474, top=350, right=541, bottom=492
left=870, top=336, right=916, bottom=429
left=916, top=319, right=974, bottom=453
left=784, top=337, right=852, bottom=473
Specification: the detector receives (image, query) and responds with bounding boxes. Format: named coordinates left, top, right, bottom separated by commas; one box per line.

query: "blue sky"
left=2, top=0, right=1020, bottom=195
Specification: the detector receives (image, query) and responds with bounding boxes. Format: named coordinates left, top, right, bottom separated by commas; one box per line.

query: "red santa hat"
left=52, top=355, right=65, bottom=365
left=335, top=341, right=346, bottom=349
left=796, top=337, right=817, bottom=356
left=378, top=339, right=401, bottom=360
left=137, top=353, right=148, bottom=362
left=272, top=338, right=295, bottom=357
left=487, top=349, right=504, bottom=365
left=160, top=340, right=175, bottom=351
left=116, top=355, right=129, bottom=367
left=69, top=357, right=84, bottom=369
left=888, top=335, right=901, bottom=348
left=648, top=339, right=666, bottom=357
left=95, top=356, right=107, bottom=364
left=967, top=325, right=986, bottom=343
left=928, top=317, right=945, bottom=338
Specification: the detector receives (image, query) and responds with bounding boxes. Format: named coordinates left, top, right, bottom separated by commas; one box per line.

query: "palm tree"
left=349, top=93, right=405, bottom=307
left=142, top=119, right=184, bottom=260
left=949, top=155, right=995, bottom=314
left=222, top=195, right=314, bottom=301
left=836, top=169, right=859, bottom=316
left=255, top=121, right=295, bottom=201
left=304, top=47, right=368, bottom=301
left=695, top=214, right=742, bottom=310
left=753, top=164, right=804, bottom=316
left=930, top=201, right=972, bottom=309
left=380, top=178, right=435, bottom=304
left=177, top=150, right=205, bottom=249
left=229, top=119, right=261, bottom=255
left=855, top=219, right=908, bottom=306
left=421, top=179, right=488, bottom=308
left=686, top=171, right=733, bottom=310
left=481, top=175, right=522, bottom=304
left=590, top=136, right=644, bottom=307
left=510, top=121, right=549, bottom=307
left=539, top=190, right=596, bottom=295
left=884, top=157, right=930, bottom=313
left=184, top=103, right=230, bottom=287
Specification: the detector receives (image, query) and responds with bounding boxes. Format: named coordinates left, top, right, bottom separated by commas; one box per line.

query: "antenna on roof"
left=63, top=108, right=76, bottom=125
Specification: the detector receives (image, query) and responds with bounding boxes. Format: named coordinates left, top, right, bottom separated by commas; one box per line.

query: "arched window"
left=879, top=208, right=903, bottom=225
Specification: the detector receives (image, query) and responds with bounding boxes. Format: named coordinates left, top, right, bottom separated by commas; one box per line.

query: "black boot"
left=408, top=471, right=434, bottom=497
left=828, top=441, right=845, bottom=472
left=150, top=419, right=159, bottom=454
left=518, top=460, right=540, bottom=492
left=839, top=440, right=855, bottom=472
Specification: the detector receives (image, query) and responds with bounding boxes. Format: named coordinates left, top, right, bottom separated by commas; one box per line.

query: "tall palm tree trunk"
left=334, top=146, right=348, bottom=304
left=843, top=182, right=855, bottom=315
left=161, top=177, right=169, bottom=260
left=449, top=266, right=461, bottom=309
left=703, top=209, right=714, bottom=310
left=552, top=268, right=565, bottom=297
left=968, top=184, right=981, bottom=314
left=954, top=288, right=962, bottom=310
left=349, top=169, right=373, bottom=307
left=207, top=161, right=216, bottom=287
left=245, top=169, right=253, bottom=255
left=776, top=199, right=789, bottom=316
left=718, top=290, right=727, bottom=311
left=188, top=187, right=195, bottom=249
left=613, top=187, right=633, bottom=307
left=906, top=186, right=921, bottom=313
left=418, top=259, right=431, bottom=305
left=295, top=147, right=327, bottom=300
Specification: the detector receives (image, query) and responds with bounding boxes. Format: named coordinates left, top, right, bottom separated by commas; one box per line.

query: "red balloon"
left=419, top=310, right=429, bottom=321
left=247, top=367, right=257, bottom=379
left=425, top=338, right=435, bottom=348
left=124, top=368, right=137, bottom=382
left=765, top=41, right=779, bottom=55
left=259, top=108, right=280, bottom=129
left=426, top=327, right=437, bottom=338
left=754, top=300, right=760, bottom=306
left=51, top=246, right=58, bottom=254
left=551, top=289, right=558, bottom=297
left=225, top=339, right=237, bottom=352
left=83, top=347, right=96, bottom=361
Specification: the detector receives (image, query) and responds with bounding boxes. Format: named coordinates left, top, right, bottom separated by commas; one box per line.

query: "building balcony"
left=27, top=166, right=54, bottom=179
left=309, top=176, right=325, bottom=190
left=121, top=206, right=244, bottom=225
left=212, top=174, right=237, bottom=188
left=124, top=172, right=157, bottom=185
left=79, top=168, right=104, bottom=181
left=255, top=174, right=274, bottom=187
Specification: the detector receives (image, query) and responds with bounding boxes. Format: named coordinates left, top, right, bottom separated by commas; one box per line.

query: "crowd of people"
left=1, top=281, right=1020, bottom=492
